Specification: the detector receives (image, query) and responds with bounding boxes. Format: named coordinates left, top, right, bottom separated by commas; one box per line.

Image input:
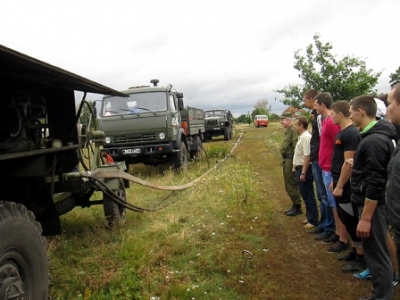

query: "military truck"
left=98, top=80, right=205, bottom=170
left=0, top=44, right=128, bottom=299
left=204, top=109, right=234, bottom=141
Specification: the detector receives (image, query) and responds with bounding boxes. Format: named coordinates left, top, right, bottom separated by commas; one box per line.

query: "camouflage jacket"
left=279, top=124, right=298, bottom=158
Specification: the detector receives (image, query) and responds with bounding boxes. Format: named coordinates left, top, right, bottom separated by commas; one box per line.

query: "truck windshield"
left=205, top=110, right=224, bottom=117
left=102, top=92, right=167, bottom=117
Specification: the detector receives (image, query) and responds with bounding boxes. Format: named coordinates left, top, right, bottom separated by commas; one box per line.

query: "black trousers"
left=358, top=204, right=393, bottom=300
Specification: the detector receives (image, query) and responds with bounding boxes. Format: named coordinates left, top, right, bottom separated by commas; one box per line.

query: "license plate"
left=123, top=148, right=141, bottom=154
left=214, top=128, right=220, bottom=130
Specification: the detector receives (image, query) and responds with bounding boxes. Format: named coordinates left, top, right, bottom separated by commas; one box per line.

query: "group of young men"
left=279, top=85, right=400, bottom=300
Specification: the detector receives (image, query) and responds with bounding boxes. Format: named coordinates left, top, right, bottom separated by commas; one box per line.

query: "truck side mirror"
left=93, top=100, right=102, bottom=117
left=178, top=98, right=184, bottom=111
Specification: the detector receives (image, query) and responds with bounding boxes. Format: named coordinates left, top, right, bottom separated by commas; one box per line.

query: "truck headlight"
left=159, top=132, right=165, bottom=140
left=220, top=122, right=224, bottom=126
left=105, top=137, right=111, bottom=144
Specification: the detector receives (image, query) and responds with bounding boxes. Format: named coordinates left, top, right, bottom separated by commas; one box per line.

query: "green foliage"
left=235, top=114, right=247, bottom=123
left=206, top=144, right=229, bottom=158
left=390, top=66, right=400, bottom=87
left=251, top=107, right=268, bottom=118
left=79, top=100, right=97, bottom=130
left=269, top=113, right=280, bottom=122
left=276, top=34, right=381, bottom=108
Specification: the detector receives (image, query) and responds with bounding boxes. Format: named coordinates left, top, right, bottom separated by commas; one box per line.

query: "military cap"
left=279, top=112, right=293, bottom=119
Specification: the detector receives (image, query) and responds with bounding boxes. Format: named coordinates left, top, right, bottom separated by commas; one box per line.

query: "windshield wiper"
left=135, top=107, right=157, bottom=115
left=120, top=109, right=140, bottom=117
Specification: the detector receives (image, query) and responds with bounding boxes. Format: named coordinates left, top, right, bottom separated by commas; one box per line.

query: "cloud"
left=1, top=0, right=399, bottom=117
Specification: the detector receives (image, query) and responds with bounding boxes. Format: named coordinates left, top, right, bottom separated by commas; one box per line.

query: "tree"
left=251, top=107, right=268, bottom=118
left=276, top=34, right=381, bottom=108
left=236, top=114, right=248, bottom=123
left=251, top=99, right=271, bottom=118
left=269, top=113, right=280, bottom=122
left=390, top=66, right=400, bottom=87
left=254, top=99, right=272, bottom=112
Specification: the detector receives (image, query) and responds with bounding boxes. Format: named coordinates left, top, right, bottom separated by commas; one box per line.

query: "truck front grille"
left=113, top=133, right=156, bottom=144
left=206, top=120, right=218, bottom=126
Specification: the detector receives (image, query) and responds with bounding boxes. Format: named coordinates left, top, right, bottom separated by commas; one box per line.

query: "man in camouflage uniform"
left=279, top=112, right=302, bottom=216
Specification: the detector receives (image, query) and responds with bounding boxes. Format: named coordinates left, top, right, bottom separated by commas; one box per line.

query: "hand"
left=292, top=167, right=296, bottom=173
left=356, top=219, right=371, bottom=238
left=329, top=181, right=333, bottom=192
left=333, top=186, right=343, bottom=197
left=300, top=173, right=306, bottom=182
left=345, top=158, right=354, bottom=168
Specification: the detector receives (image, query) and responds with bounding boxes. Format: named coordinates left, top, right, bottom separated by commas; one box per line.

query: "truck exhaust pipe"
left=150, top=79, right=159, bottom=87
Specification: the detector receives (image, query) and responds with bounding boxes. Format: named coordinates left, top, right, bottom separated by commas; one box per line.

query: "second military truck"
left=204, top=109, right=234, bottom=141
left=98, top=79, right=205, bottom=170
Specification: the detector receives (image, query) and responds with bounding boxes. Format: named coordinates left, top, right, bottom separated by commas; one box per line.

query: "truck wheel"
left=229, top=127, right=233, bottom=140
left=190, top=135, right=202, bottom=158
left=224, top=127, right=230, bottom=141
left=103, top=179, right=126, bottom=227
left=172, top=142, right=188, bottom=171
left=0, top=201, right=48, bottom=299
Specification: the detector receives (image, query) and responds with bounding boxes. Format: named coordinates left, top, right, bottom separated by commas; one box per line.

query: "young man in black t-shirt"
left=330, top=101, right=364, bottom=267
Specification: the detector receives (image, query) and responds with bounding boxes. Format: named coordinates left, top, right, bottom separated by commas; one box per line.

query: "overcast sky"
left=1, top=0, right=399, bottom=116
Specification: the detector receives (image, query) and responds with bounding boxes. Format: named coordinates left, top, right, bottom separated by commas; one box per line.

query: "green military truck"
left=98, top=80, right=205, bottom=170
left=204, top=109, right=234, bottom=141
left=0, top=44, right=129, bottom=299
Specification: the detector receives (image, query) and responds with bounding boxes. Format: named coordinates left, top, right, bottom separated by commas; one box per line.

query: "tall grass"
left=47, top=127, right=278, bottom=299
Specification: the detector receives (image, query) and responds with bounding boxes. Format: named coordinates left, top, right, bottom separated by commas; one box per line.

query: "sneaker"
left=342, top=259, right=366, bottom=273
left=354, top=268, right=371, bottom=280
left=303, top=223, right=315, bottom=229
left=321, top=233, right=339, bottom=244
left=314, top=231, right=333, bottom=241
left=357, top=296, right=375, bottom=300
left=325, top=241, right=349, bottom=254
left=300, top=219, right=308, bottom=224
left=285, top=208, right=303, bottom=217
left=308, top=227, right=324, bottom=234
left=393, top=272, right=399, bottom=286
left=337, top=251, right=357, bottom=261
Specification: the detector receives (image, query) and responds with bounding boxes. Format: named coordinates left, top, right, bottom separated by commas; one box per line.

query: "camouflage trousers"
left=282, top=158, right=302, bottom=206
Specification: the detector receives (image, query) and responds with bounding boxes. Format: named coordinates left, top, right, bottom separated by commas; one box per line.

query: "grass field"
left=47, top=122, right=396, bottom=300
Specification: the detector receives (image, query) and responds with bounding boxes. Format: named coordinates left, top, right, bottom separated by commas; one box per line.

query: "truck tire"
left=224, top=127, right=230, bottom=141
left=172, top=142, right=188, bottom=171
left=103, top=179, right=126, bottom=227
left=0, top=201, right=48, bottom=299
left=190, top=135, right=202, bottom=158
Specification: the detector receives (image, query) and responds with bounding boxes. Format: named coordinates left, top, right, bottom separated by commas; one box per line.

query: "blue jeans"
left=322, top=170, right=337, bottom=210
left=312, top=162, right=335, bottom=233
left=295, top=167, right=318, bottom=226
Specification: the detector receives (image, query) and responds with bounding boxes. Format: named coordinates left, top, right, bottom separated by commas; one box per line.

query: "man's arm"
left=357, top=198, right=377, bottom=238
left=333, top=150, right=355, bottom=197
left=300, top=155, right=311, bottom=182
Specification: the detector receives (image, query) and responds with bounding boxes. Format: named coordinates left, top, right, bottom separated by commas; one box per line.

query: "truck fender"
left=173, top=128, right=186, bottom=150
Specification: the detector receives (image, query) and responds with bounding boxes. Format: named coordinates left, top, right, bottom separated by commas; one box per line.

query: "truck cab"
left=99, top=79, right=204, bottom=169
